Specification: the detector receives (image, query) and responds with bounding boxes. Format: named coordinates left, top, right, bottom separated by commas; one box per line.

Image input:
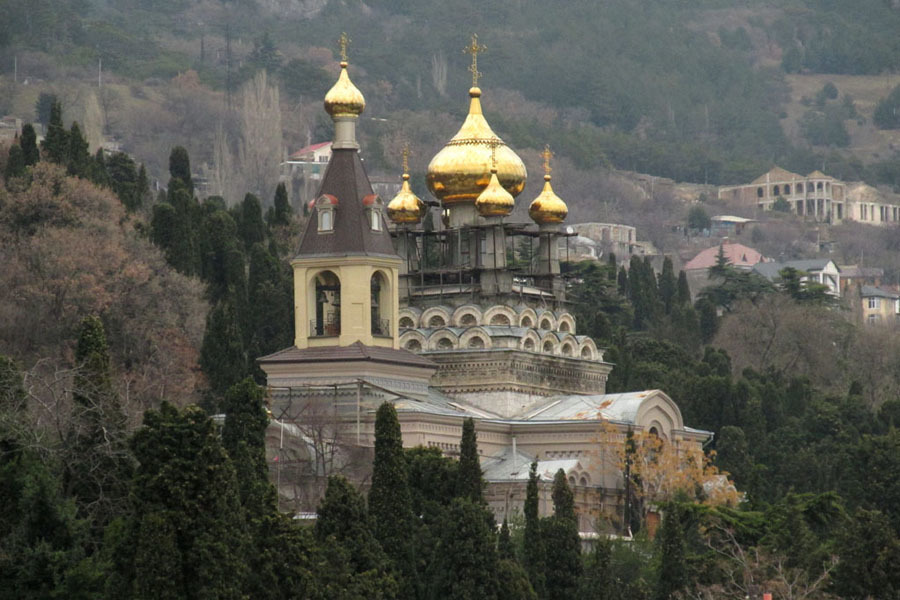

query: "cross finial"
left=463, top=33, right=486, bottom=87
left=338, top=32, right=350, bottom=62
left=402, top=143, right=410, bottom=175
left=489, top=137, right=500, bottom=171
left=541, top=144, right=553, bottom=177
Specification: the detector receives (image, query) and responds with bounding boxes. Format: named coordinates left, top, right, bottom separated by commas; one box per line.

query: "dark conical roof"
left=296, top=149, right=398, bottom=258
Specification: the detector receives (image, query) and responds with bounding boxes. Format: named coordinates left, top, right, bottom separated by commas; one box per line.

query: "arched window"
left=460, top=313, right=477, bottom=326
left=521, top=316, right=533, bottom=328
left=399, top=316, right=415, bottom=329
left=581, top=346, right=592, bottom=359
left=318, top=208, right=333, bottom=232
left=428, top=315, right=446, bottom=328
left=773, top=185, right=780, bottom=196
left=490, top=314, right=511, bottom=326
left=370, top=272, right=389, bottom=336
left=524, top=338, right=536, bottom=351
left=797, top=183, right=804, bottom=193
left=468, top=336, right=485, bottom=349
left=406, top=339, right=422, bottom=351
left=437, top=337, right=454, bottom=350
left=817, top=181, right=823, bottom=190
left=559, top=321, right=571, bottom=333
left=540, top=319, right=552, bottom=330
left=784, top=184, right=791, bottom=195
left=312, top=270, right=341, bottom=336
left=757, top=187, right=763, bottom=198
left=561, top=344, right=574, bottom=356
left=370, top=209, right=382, bottom=231
left=543, top=340, right=554, bottom=353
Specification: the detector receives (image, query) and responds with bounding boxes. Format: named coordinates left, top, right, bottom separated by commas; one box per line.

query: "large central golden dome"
left=426, top=87, right=527, bottom=205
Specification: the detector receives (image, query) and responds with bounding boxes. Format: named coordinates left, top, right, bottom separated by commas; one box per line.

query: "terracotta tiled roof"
left=288, top=141, right=331, bottom=160
left=751, top=166, right=803, bottom=185
left=683, top=243, right=766, bottom=270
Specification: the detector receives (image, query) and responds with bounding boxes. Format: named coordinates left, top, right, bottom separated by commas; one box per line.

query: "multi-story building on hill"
left=259, top=39, right=718, bottom=534
left=718, top=166, right=900, bottom=226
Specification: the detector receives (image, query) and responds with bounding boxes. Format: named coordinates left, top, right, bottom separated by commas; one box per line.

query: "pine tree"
left=545, top=469, right=581, bottom=600
left=168, top=146, right=193, bottom=194
left=239, top=193, right=267, bottom=250
left=369, top=402, right=418, bottom=599
left=658, top=256, right=676, bottom=315
left=20, top=123, right=39, bottom=166
left=91, top=148, right=110, bottom=187
left=135, top=163, right=150, bottom=210
left=427, top=498, right=500, bottom=600
left=675, top=270, right=691, bottom=306
left=272, top=181, right=291, bottom=226
left=654, top=506, right=687, bottom=600
left=457, top=417, right=484, bottom=502
left=41, top=100, right=68, bottom=164
left=4, top=143, right=25, bottom=182
left=66, top=122, right=91, bottom=178
left=524, top=461, right=547, bottom=598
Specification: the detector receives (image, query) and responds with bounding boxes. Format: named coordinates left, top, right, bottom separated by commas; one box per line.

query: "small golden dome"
left=475, top=168, right=515, bottom=217
left=324, top=61, right=366, bottom=118
left=426, top=87, right=527, bottom=204
left=529, top=175, right=568, bottom=224
left=388, top=174, right=426, bottom=224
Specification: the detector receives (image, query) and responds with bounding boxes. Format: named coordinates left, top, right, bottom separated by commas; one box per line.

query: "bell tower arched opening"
left=311, top=270, right=341, bottom=337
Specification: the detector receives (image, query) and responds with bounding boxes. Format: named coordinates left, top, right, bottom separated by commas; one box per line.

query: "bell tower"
left=291, top=34, right=402, bottom=350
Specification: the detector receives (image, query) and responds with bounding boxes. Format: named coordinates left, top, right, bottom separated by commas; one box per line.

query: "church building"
left=259, top=36, right=713, bottom=534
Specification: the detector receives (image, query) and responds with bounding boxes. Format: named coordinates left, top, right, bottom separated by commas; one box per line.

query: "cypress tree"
left=239, top=193, right=267, bottom=250
left=41, top=100, right=68, bottom=164
left=222, top=378, right=274, bottom=521
left=697, top=298, right=718, bottom=343
left=92, top=148, right=110, bottom=187
left=247, top=242, right=291, bottom=360
left=617, top=265, right=628, bottom=297
left=523, top=462, right=547, bottom=598
left=136, top=163, right=150, bottom=210
left=168, top=146, right=193, bottom=195
left=369, top=402, right=418, bottom=599
left=20, top=124, right=39, bottom=166
left=498, top=518, right=513, bottom=560
left=4, top=144, right=25, bottom=182
left=675, top=270, right=691, bottom=306
left=457, top=417, right=484, bottom=502
left=427, top=498, right=500, bottom=600
left=199, top=298, right=248, bottom=398
left=545, top=469, right=581, bottom=600
left=66, top=122, right=91, bottom=178
left=654, top=506, right=688, bottom=600
left=498, top=559, right=539, bottom=600
left=67, top=316, right=131, bottom=532
left=110, top=403, right=249, bottom=599
left=272, top=181, right=291, bottom=226
left=658, top=256, right=676, bottom=315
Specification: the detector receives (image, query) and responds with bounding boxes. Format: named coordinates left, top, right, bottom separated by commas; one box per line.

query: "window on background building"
left=869, top=297, right=879, bottom=310
left=318, top=208, right=333, bottom=232
left=868, top=314, right=880, bottom=324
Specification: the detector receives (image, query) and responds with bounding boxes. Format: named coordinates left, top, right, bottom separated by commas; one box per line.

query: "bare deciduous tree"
left=238, top=70, right=282, bottom=203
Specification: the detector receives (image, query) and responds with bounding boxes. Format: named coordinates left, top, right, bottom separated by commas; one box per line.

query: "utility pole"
left=13, top=55, right=17, bottom=84
left=98, top=57, right=102, bottom=88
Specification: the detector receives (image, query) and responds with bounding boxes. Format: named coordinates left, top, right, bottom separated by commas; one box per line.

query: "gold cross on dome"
left=541, top=144, right=554, bottom=177
left=463, top=33, right=486, bottom=87
left=402, top=143, right=410, bottom=175
left=489, top=137, right=500, bottom=170
left=338, top=32, right=350, bottom=62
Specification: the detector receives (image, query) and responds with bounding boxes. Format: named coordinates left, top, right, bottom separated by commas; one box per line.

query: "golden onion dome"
left=388, top=173, right=426, bottom=224
left=426, top=87, right=527, bottom=204
left=529, top=174, right=568, bottom=224
left=324, top=61, right=366, bottom=118
left=475, top=167, right=515, bottom=217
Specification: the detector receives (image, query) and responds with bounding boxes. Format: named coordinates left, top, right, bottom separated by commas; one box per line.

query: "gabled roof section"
left=752, top=259, right=838, bottom=281
left=288, top=141, right=331, bottom=160
left=296, top=149, right=399, bottom=259
left=258, top=341, right=434, bottom=368
left=684, top=243, right=766, bottom=271
left=861, top=285, right=899, bottom=300
left=807, top=170, right=833, bottom=180
left=751, top=166, right=803, bottom=184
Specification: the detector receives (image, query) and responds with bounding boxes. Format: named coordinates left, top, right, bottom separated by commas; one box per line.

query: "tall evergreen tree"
left=369, top=402, right=418, bottom=599
left=457, top=417, right=484, bottom=503
left=675, top=270, right=691, bottom=307
left=658, top=256, right=676, bottom=315
left=66, top=316, right=131, bottom=533
left=316, top=476, right=398, bottom=598
left=617, top=265, right=628, bottom=297
left=222, top=378, right=274, bottom=521
left=107, top=403, right=249, bottom=599
left=4, top=143, right=25, bottom=182
left=168, top=146, right=193, bottom=195
left=271, top=181, right=291, bottom=226
left=696, top=298, right=718, bottom=343
left=199, top=299, right=248, bottom=398
left=41, top=100, right=68, bottom=164
left=544, top=469, right=582, bottom=600
left=20, top=123, right=39, bottom=166
left=654, top=506, right=687, bottom=600
left=239, top=193, right=267, bottom=250
left=523, top=461, right=547, bottom=598
left=498, top=518, right=513, bottom=560
left=66, top=122, right=91, bottom=178
left=247, top=242, right=291, bottom=361
left=135, top=163, right=150, bottom=210
left=427, top=498, right=500, bottom=600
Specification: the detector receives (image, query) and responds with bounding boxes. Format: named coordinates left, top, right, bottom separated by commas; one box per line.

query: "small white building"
left=753, top=259, right=841, bottom=297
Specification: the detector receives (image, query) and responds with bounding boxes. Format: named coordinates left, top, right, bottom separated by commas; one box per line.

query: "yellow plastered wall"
left=292, top=255, right=401, bottom=349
